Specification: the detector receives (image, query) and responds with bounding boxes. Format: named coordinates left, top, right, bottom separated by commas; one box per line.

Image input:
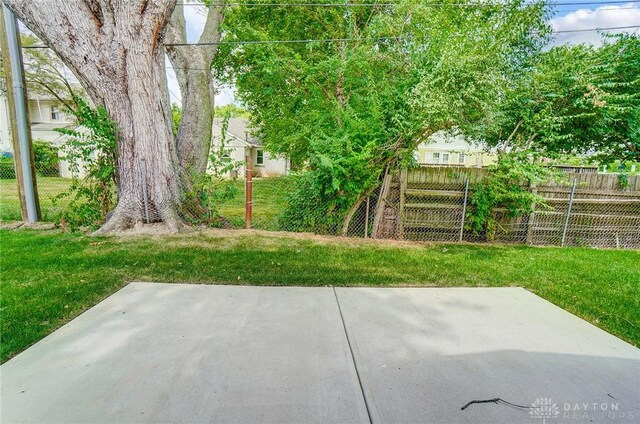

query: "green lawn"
left=0, top=176, right=292, bottom=229
left=0, top=177, right=72, bottom=221
left=1, top=228, right=638, bottom=363
left=215, top=176, right=294, bottom=229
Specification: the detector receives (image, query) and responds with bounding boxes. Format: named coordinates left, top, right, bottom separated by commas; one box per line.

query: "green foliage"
left=216, top=0, right=551, bottom=233
left=0, top=34, right=84, bottom=110
left=602, top=160, right=640, bottom=176
left=0, top=157, right=16, bottom=179
left=171, top=103, right=181, bottom=137
left=214, top=104, right=251, bottom=119
left=618, top=173, right=629, bottom=189
left=465, top=153, right=557, bottom=240
left=0, top=143, right=59, bottom=179
left=279, top=171, right=338, bottom=233
left=478, top=34, right=640, bottom=163
left=183, top=116, right=242, bottom=226
left=54, top=98, right=117, bottom=230
left=33, top=141, right=59, bottom=177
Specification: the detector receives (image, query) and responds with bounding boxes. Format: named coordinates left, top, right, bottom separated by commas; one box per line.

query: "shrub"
left=465, top=153, right=559, bottom=240
left=0, top=157, right=16, bottom=179
left=278, top=171, right=343, bottom=234
left=54, top=98, right=117, bottom=230
left=33, top=141, right=60, bottom=177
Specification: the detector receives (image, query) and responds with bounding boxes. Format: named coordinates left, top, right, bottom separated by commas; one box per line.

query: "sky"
left=169, top=1, right=640, bottom=106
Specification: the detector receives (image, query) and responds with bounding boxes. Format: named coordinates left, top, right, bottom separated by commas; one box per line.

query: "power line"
left=163, top=25, right=640, bottom=46
left=553, top=24, right=639, bottom=33
left=176, top=0, right=640, bottom=6
left=20, top=24, right=640, bottom=50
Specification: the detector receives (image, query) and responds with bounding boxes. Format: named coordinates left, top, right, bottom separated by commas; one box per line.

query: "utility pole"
left=0, top=4, right=40, bottom=222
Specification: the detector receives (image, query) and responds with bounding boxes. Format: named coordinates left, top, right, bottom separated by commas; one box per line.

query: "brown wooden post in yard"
left=245, top=150, right=252, bottom=229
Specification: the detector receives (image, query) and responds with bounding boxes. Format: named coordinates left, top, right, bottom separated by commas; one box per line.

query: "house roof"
left=212, top=117, right=262, bottom=147
left=31, top=122, right=75, bottom=145
left=417, top=131, right=488, bottom=153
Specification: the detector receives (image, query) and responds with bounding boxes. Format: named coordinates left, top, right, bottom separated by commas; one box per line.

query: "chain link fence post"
left=459, top=178, right=469, bottom=242
left=398, top=168, right=407, bottom=240
left=525, top=182, right=537, bottom=245
left=140, top=159, right=150, bottom=224
left=561, top=178, right=577, bottom=247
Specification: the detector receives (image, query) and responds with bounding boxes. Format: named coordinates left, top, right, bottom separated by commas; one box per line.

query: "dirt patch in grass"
left=110, top=225, right=435, bottom=250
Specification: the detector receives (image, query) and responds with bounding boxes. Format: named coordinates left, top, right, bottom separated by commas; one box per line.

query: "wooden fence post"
left=364, top=196, right=370, bottom=239
left=371, top=170, right=392, bottom=239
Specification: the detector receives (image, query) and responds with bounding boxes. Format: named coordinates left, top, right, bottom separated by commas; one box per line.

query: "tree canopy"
left=478, top=33, right=640, bottom=164
left=215, top=0, right=552, bottom=231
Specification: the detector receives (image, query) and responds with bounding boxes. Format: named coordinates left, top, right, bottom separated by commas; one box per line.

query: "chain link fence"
left=0, top=154, right=296, bottom=231
left=3, top=159, right=639, bottom=249
left=0, top=153, right=72, bottom=222
left=348, top=167, right=640, bottom=249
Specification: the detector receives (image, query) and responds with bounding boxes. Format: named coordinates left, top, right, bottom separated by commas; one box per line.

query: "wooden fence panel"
left=371, top=167, right=640, bottom=249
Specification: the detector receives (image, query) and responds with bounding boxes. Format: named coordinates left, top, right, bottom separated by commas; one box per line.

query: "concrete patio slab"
left=335, top=287, right=640, bottom=424
left=3, top=284, right=639, bottom=424
left=1, top=283, right=369, bottom=424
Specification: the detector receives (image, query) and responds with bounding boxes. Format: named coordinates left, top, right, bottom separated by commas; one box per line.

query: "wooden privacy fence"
left=366, top=167, right=640, bottom=249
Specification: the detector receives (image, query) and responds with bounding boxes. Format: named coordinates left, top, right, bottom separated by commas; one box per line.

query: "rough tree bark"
left=6, top=0, right=182, bottom=232
left=165, top=1, right=222, bottom=176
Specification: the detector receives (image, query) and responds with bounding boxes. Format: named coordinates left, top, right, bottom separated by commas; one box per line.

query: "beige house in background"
left=0, top=93, right=75, bottom=151
left=415, top=132, right=496, bottom=168
left=0, top=93, right=80, bottom=177
left=211, top=118, right=289, bottom=178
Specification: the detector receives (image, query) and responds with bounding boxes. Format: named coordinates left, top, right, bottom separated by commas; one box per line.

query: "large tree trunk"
left=6, top=0, right=182, bottom=232
left=100, top=42, right=181, bottom=232
left=165, top=1, right=222, bottom=175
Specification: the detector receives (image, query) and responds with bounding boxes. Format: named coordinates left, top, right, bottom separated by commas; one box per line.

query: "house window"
left=458, top=153, right=466, bottom=164
left=256, top=149, right=264, bottom=166
left=432, top=152, right=440, bottom=164
left=442, top=153, right=449, bottom=164
left=51, top=106, right=60, bottom=121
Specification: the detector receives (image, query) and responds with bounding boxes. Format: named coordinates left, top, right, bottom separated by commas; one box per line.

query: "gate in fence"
left=348, top=167, right=640, bottom=249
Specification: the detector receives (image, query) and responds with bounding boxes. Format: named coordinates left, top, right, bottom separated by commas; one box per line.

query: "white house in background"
left=211, top=117, right=289, bottom=178
left=0, top=93, right=79, bottom=177
left=415, top=131, right=496, bottom=168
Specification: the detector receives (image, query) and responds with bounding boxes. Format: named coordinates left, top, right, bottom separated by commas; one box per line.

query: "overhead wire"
left=163, top=25, right=640, bottom=46
left=175, top=0, right=640, bottom=6
left=20, top=24, right=640, bottom=50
